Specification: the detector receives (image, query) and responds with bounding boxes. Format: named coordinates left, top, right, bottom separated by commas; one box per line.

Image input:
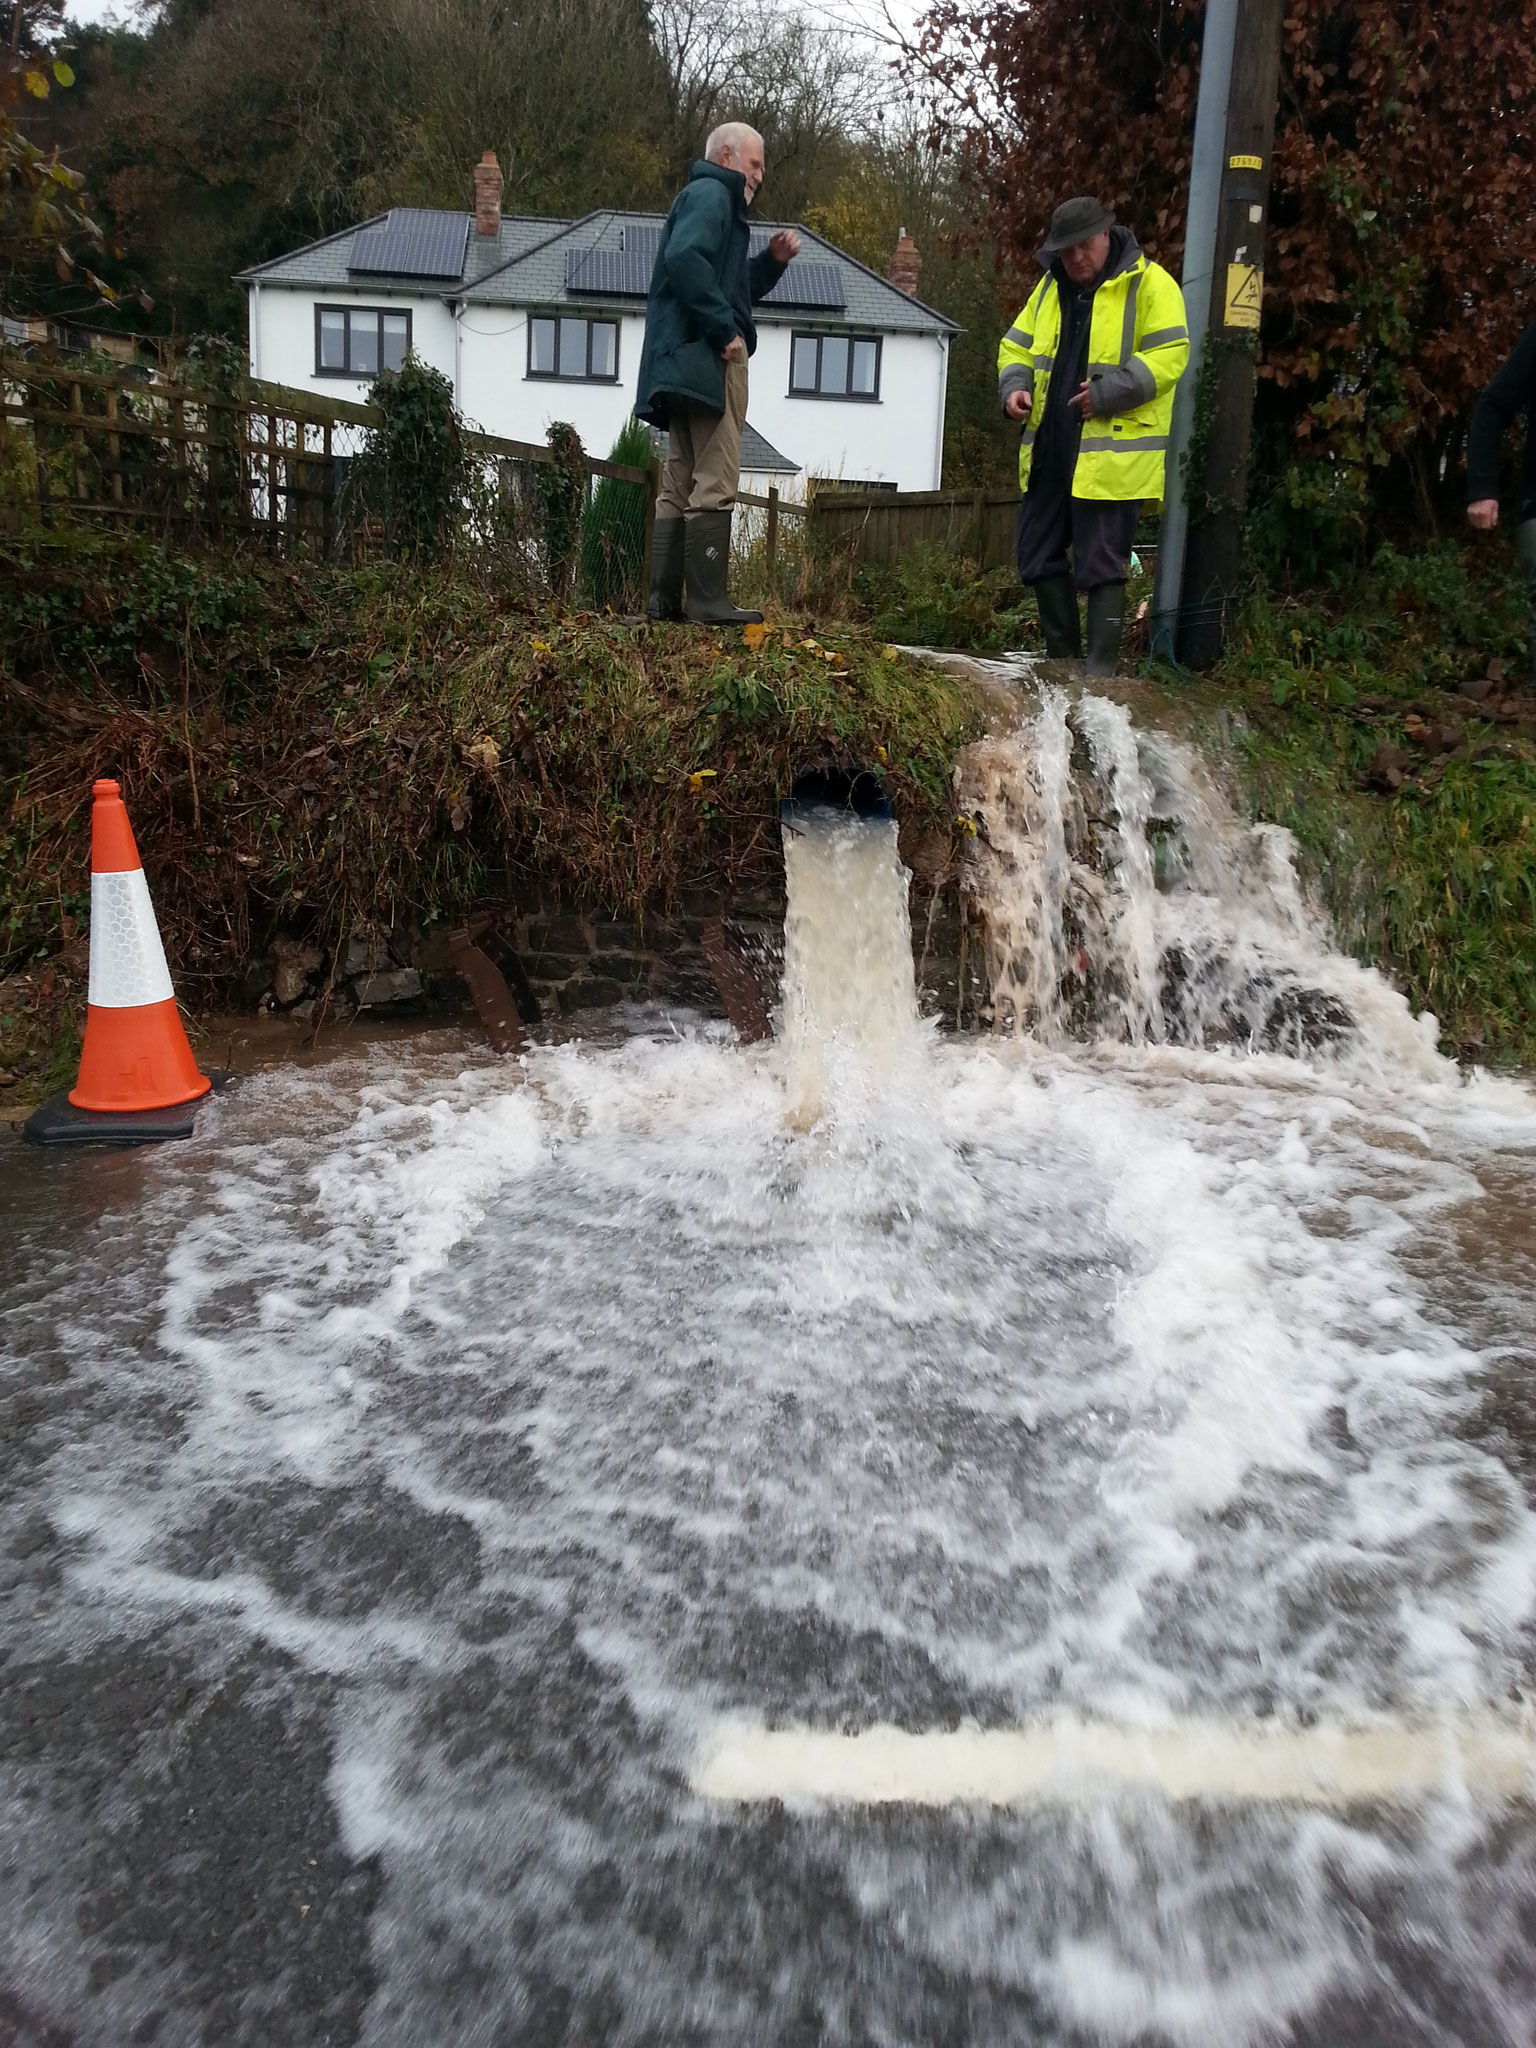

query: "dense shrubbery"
left=1148, top=541, right=1536, bottom=1062
left=356, top=356, right=467, bottom=560
left=0, top=528, right=979, bottom=996
left=919, top=0, right=1535, bottom=552
left=580, top=417, right=654, bottom=612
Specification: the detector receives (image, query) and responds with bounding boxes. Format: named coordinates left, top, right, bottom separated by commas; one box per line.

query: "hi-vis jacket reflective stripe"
left=997, top=245, right=1189, bottom=503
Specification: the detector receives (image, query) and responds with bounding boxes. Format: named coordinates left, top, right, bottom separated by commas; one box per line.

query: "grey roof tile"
left=235, top=207, right=957, bottom=334
left=234, top=212, right=567, bottom=290
left=465, top=210, right=956, bottom=334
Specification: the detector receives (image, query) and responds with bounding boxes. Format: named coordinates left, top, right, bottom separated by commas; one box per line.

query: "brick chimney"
left=473, top=151, right=503, bottom=238
left=889, top=227, right=921, bottom=297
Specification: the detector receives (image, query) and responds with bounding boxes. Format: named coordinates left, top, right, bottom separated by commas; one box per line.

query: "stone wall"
left=247, top=881, right=990, bottom=1035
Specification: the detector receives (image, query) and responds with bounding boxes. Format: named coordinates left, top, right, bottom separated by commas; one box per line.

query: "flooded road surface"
left=3, top=698, right=1536, bottom=2046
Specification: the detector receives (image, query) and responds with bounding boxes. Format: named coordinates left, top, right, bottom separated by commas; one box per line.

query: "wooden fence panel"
left=0, top=354, right=653, bottom=564
left=807, top=488, right=1021, bottom=575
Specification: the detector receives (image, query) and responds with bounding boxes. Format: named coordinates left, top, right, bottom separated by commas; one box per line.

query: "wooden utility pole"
left=1177, top=0, right=1286, bottom=669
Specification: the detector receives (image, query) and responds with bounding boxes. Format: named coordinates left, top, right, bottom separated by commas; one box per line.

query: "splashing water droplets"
left=2, top=686, right=1535, bottom=2046
left=778, top=802, right=925, bottom=1124
left=959, top=687, right=1448, bottom=1079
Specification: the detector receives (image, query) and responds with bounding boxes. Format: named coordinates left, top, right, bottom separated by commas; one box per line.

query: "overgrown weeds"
left=1, top=529, right=981, bottom=1011
left=1144, top=540, right=1536, bottom=1064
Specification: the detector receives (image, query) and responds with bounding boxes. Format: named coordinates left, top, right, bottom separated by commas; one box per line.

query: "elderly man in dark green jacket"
left=637, top=122, right=799, bottom=624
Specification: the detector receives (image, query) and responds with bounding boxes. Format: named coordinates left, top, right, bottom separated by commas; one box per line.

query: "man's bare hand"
left=768, top=229, right=800, bottom=263
left=722, top=335, right=747, bottom=362
left=1004, top=389, right=1031, bottom=421
left=1069, top=380, right=1096, bottom=419
left=1468, top=498, right=1500, bottom=531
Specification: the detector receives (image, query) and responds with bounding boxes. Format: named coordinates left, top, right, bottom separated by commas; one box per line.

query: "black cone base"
left=24, top=1073, right=230, bottom=1148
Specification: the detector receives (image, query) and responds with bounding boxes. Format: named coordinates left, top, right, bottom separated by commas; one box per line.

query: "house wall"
left=250, top=284, right=951, bottom=491
left=744, top=326, right=948, bottom=495
left=249, top=285, right=456, bottom=400
left=455, top=306, right=649, bottom=456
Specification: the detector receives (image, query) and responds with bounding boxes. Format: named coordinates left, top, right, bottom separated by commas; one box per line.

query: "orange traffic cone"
left=25, top=779, right=211, bottom=1146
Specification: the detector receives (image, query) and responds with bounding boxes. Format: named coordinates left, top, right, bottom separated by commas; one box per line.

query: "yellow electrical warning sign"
left=1229, top=153, right=1263, bottom=171
left=1224, top=263, right=1263, bottom=329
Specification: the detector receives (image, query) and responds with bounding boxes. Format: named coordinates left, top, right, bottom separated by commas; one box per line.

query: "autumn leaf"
left=741, top=622, right=770, bottom=651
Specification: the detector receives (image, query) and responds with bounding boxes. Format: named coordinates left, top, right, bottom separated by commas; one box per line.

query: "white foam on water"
left=4, top=696, right=1536, bottom=2045
left=1074, top=694, right=1166, bottom=1043
left=958, top=690, right=1464, bottom=1091
left=779, top=803, right=926, bottom=1124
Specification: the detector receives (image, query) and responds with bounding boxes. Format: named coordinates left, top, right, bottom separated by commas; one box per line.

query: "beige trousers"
left=657, top=353, right=747, bottom=516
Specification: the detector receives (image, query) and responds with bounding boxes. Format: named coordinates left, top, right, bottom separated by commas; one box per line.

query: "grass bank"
left=1171, top=542, right=1535, bottom=1066
left=5, top=526, right=1532, bottom=1093
left=1, top=528, right=982, bottom=1093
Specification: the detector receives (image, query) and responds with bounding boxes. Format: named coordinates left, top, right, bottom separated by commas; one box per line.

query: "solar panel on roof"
left=566, top=247, right=629, bottom=295
left=567, top=225, right=658, bottom=298
left=562, top=225, right=845, bottom=307
left=761, top=259, right=845, bottom=310
left=348, top=209, right=469, bottom=280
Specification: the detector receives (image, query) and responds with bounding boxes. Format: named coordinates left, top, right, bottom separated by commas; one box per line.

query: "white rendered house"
left=235, top=158, right=956, bottom=500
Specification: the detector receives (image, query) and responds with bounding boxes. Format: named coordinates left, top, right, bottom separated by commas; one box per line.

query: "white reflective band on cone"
left=88, top=868, right=176, bottom=1009
left=691, top=1713, right=1536, bottom=1809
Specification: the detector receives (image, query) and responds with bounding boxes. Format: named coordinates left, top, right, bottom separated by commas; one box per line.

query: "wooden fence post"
left=105, top=386, right=122, bottom=507
left=642, top=455, right=661, bottom=580
left=238, top=395, right=254, bottom=536
left=322, top=421, right=334, bottom=561
left=766, top=484, right=779, bottom=598
left=267, top=407, right=279, bottom=542
left=171, top=394, right=189, bottom=534
left=69, top=381, right=85, bottom=502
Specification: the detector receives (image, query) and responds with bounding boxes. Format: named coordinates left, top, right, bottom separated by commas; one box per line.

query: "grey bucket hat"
left=1036, top=195, right=1116, bottom=262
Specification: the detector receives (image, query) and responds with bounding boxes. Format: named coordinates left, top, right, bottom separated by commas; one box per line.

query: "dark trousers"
left=1015, top=477, right=1139, bottom=591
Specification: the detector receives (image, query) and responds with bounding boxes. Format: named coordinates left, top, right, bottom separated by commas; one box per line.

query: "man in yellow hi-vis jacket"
left=998, top=196, right=1189, bottom=674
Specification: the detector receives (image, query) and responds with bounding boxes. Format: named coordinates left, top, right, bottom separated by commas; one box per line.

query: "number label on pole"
left=1228, top=153, right=1263, bottom=171
left=1224, top=264, right=1263, bottom=329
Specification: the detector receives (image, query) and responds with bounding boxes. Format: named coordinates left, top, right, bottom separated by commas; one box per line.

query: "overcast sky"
left=59, top=0, right=926, bottom=42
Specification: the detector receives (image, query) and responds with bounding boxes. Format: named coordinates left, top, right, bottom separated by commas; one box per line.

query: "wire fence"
left=2, top=347, right=1028, bottom=615
left=0, top=350, right=657, bottom=610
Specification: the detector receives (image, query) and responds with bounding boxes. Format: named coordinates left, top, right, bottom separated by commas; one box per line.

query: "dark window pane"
left=319, top=310, right=345, bottom=370
left=590, top=321, right=617, bottom=379
left=349, top=312, right=379, bottom=376
left=851, top=339, right=878, bottom=396
left=820, top=334, right=849, bottom=394
left=558, top=317, right=587, bottom=378
left=530, top=317, right=556, bottom=375
left=790, top=335, right=818, bottom=391
left=382, top=313, right=409, bottom=373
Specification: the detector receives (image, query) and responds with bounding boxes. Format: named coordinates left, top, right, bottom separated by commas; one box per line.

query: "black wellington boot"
left=646, top=516, right=685, bottom=621
left=1084, top=584, right=1126, bottom=678
left=683, top=510, right=762, bottom=626
left=1031, top=574, right=1082, bottom=659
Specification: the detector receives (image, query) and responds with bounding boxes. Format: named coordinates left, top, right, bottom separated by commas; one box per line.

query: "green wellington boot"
left=1031, top=574, right=1082, bottom=659
left=646, top=516, right=685, bottom=621
left=1084, top=584, right=1126, bottom=678
left=683, top=510, right=762, bottom=626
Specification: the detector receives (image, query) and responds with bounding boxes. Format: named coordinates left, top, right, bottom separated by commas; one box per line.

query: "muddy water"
left=2, top=705, right=1536, bottom=2047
